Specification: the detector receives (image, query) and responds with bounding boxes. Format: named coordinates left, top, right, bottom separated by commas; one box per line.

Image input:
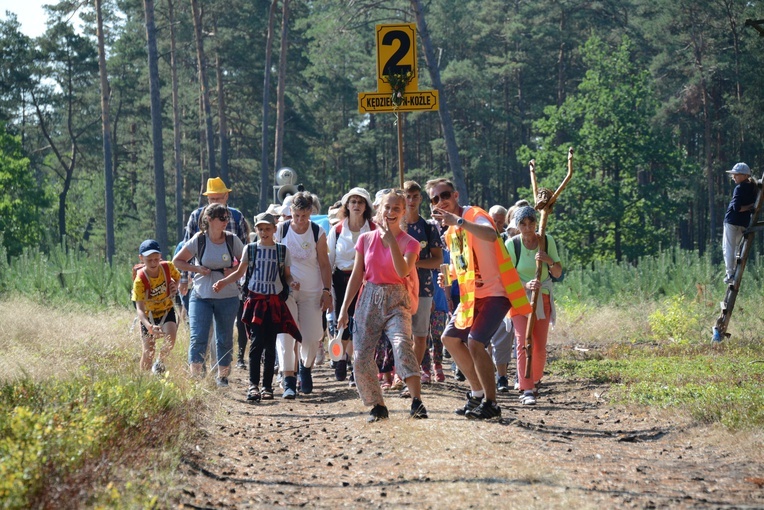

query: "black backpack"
left=194, top=231, right=237, bottom=271
left=512, top=234, right=565, bottom=283
left=242, top=242, right=289, bottom=301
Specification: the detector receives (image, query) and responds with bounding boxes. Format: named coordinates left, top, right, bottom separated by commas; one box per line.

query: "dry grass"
left=551, top=302, right=655, bottom=346
left=0, top=297, right=190, bottom=383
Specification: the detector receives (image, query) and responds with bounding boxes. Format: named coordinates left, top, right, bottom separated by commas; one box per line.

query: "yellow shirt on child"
left=132, top=262, right=181, bottom=315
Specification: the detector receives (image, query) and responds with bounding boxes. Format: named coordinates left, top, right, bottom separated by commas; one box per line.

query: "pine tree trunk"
left=274, top=0, right=290, bottom=173
left=214, top=16, right=229, bottom=188
left=260, top=0, right=278, bottom=210
left=167, top=0, right=184, bottom=241
left=143, top=0, right=169, bottom=255
left=95, top=0, right=114, bottom=262
left=410, top=0, right=468, bottom=202
left=191, top=0, right=217, bottom=180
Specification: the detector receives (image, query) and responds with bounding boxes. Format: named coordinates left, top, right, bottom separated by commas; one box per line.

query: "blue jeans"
left=188, top=293, right=239, bottom=370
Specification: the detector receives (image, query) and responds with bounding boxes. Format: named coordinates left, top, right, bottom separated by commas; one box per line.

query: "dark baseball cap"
left=139, top=239, right=161, bottom=256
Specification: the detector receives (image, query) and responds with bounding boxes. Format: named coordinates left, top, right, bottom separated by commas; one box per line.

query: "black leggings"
left=236, top=299, right=248, bottom=359
left=247, top=320, right=277, bottom=389
left=332, top=269, right=357, bottom=340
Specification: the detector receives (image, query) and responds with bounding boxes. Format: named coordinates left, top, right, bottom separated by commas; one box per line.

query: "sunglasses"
left=379, top=188, right=405, bottom=196
left=213, top=215, right=230, bottom=222
left=429, top=190, right=453, bottom=205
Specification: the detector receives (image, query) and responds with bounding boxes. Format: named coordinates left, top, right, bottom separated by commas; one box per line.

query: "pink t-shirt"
left=356, top=229, right=420, bottom=284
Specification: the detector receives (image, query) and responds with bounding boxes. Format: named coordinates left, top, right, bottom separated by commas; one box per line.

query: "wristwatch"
left=456, top=217, right=464, bottom=226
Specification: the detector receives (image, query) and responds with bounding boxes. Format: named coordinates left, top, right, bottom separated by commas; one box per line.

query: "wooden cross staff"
left=523, top=147, right=574, bottom=379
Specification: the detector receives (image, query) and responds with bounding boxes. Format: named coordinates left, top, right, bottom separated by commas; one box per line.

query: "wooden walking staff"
left=523, top=147, right=574, bottom=379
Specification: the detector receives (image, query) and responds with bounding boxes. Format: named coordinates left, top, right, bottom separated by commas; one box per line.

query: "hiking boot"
left=455, top=391, right=483, bottom=416
left=497, top=375, right=510, bottom=393
left=466, top=400, right=502, bottom=420
left=410, top=398, right=428, bottom=419
left=216, top=376, right=229, bottom=388
left=299, top=364, right=313, bottom=394
left=236, top=359, right=247, bottom=370
left=151, top=360, right=166, bottom=375
left=367, top=404, right=389, bottom=423
left=335, top=359, right=347, bottom=381
left=283, top=376, right=297, bottom=399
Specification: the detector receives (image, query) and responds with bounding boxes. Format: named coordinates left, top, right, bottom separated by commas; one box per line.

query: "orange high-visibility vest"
left=446, top=207, right=531, bottom=328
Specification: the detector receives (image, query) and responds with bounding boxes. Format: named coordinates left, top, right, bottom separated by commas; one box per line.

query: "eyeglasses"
left=348, top=199, right=366, bottom=205
left=429, top=190, right=453, bottom=205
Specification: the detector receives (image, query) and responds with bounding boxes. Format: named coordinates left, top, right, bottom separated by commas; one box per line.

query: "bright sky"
left=1, top=1, right=51, bottom=38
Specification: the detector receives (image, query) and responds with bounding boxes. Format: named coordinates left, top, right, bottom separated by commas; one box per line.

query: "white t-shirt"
left=276, top=222, right=325, bottom=292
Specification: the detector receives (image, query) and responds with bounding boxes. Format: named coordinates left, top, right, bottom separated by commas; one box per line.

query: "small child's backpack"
left=241, top=242, right=289, bottom=301
left=132, top=260, right=173, bottom=302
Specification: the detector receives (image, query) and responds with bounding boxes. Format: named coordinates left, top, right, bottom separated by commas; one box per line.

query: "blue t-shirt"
left=406, top=217, right=444, bottom=297
left=724, top=180, right=757, bottom=227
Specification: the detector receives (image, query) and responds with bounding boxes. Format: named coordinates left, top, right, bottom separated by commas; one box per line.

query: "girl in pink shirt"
left=337, top=189, right=427, bottom=422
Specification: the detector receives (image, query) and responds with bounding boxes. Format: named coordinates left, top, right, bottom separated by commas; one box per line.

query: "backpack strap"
left=281, top=220, right=320, bottom=242
left=224, top=232, right=235, bottom=267
left=138, top=261, right=172, bottom=300
left=311, top=221, right=319, bottom=242
left=242, top=242, right=258, bottom=298
left=512, top=236, right=521, bottom=263
left=196, top=232, right=206, bottom=266
left=276, top=243, right=289, bottom=300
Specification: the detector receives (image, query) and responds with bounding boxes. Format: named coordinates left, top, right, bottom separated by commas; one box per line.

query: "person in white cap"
left=723, top=162, right=757, bottom=284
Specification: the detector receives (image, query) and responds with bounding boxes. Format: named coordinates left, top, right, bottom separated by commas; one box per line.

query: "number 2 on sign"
left=381, top=30, right=411, bottom=76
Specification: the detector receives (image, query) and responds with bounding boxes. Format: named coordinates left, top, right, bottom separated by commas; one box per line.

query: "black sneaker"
left=466, top=400, right=502, bottom=420
left=497, top=375, right=510, bottom=393
left=455, top=391, right=483, bottom=416
left=367, top=404, right=389, bottom=423
left=454, top=368, right=466, bottom=382
left=410, top=398, right=428, bottom=419
left=236, top=359, right=247, bottom=370
left=335, top=359, right=347, bottom=381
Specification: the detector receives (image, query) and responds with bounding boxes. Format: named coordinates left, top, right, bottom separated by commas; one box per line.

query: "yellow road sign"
left=358, top=90, right=439, bottom=114
left=376, top=23, right=418, bottom=94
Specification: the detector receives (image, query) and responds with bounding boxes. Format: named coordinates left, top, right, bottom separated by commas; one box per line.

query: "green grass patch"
left=550, top=340, right=764, bottom=430
left=0, top=373, right=197, bottom=508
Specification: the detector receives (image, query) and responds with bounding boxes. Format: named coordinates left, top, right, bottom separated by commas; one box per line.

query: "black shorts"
left=141, top=308, right=177, bottom=337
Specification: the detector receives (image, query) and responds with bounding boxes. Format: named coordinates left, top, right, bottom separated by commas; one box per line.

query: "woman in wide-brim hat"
left=326, top=187, right=374, bottom=383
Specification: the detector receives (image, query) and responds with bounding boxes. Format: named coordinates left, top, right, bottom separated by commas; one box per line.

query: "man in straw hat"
left=180, top=177, right=249, bottom=369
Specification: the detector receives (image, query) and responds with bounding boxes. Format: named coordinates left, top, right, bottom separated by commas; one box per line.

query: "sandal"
left=246, top=385, right=261, bottom=402
left=261, top=387, right=274, bottom=400
left=381, top=382, right=392, bottom=391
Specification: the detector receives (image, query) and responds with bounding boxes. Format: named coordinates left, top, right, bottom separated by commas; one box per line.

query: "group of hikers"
left=133, top=159, right=755, bottom=422
left=131, top=175, right=561, bottom=422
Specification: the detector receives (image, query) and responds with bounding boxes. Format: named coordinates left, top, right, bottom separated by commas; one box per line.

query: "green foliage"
left=550, top=342, right=764, bottom=430
left=0, top=127, right=51, bottom=258
left=0, top=239, right=135, bottom=309
left=0, top=374, right=190, bottom=508
left=648, top=295, right=702, bottom=343
left=522, top=35, right=686, bottom=266
left=555, top=245, right=722, bottom=305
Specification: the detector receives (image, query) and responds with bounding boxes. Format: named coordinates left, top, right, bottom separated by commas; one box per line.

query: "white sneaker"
left=151, top=360, right=166, bottom=375
left=520, top=391, right=536, bottom=405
